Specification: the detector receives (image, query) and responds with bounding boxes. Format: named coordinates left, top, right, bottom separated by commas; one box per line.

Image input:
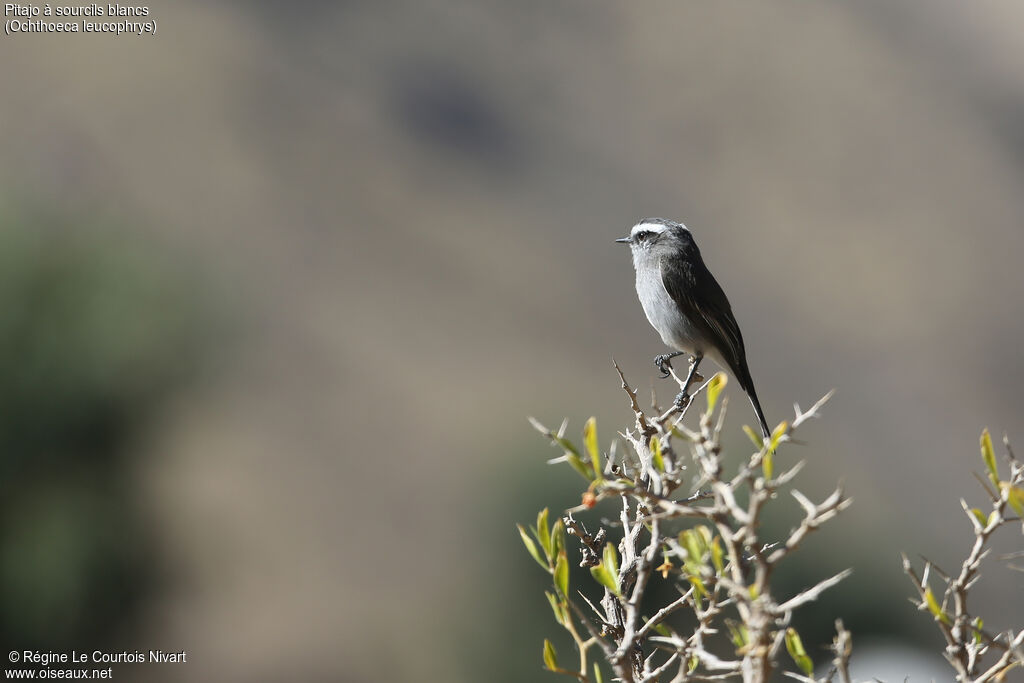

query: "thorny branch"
left=903, top=431, right=1024, bottom=683
left=524, top=362, right=1022, bottom=683
left=527, top=362, right=851, bottom=682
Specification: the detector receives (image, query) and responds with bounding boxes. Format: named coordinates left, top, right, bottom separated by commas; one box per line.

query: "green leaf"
left=552, top=434, right=580, bottom=458
left=742, top=424, right=763, bottom=449
left=603, top=543, right=620, bottom=577
left=710, top=536, right=724, bottom=574
left=680, top=528, right=707, bottom=571
left=551, top=432, right=594, bottom=481
left=1004, top=483, right=1024, bottom=517
left=551, top=518, right=566, bottom=557
left=545, top=591, right=565, bottom=626
left=565, top=452, right=595, bottom=482
left=669, top=425, right=696, bottom=442
left=652, top=622, right=670, bottom=637
left=688, top=655, right=699, bottom=673
left=554, top=552, right=570, bottom=598
left=650, top=435, right=665, bottom=472
left=680, top=529, right=697, bottom=561
left=769, top=420, right=788, bottom=452
left=688, top=575, right=707, bottom=599
left=542, top=639, right=558, bottom=671
left=590, top=563, right=619, bottom=596
left=972, top=617, right=984, bottom=646
left=537, top=508, right=552, bottom=560
left=593, top=664, right=604, bottom=683
left=726, top=621, right=748, bottom=649
left=970, top=507, right=988, bottom=528
left=762, top=449, right=774, bottom=480
left=924, top=586, right=950, bottom=625
left=785, top=628, right=814, bottom=676
left=518, top=524, right=548, bottom=570
left=706, top=372, right=727, bottom=411
left=584, top=417, right=603, bottom=482
left=981, top=428, right=998, bottom=487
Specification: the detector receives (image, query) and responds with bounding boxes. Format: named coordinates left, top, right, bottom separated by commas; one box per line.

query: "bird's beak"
left=615, top=236, right=631, bottom=244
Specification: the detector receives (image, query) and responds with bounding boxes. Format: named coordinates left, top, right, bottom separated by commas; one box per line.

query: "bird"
left=617, top=218, right=770, bottom=439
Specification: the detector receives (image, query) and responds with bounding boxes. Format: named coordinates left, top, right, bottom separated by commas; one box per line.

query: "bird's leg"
left=654, top=351, right=687, bottom=379
left=673, top=355, right=703, bottom=408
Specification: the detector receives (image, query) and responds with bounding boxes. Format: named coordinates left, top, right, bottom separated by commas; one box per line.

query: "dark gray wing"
left=659, top=246, right=748, bottom=384
left=660, top=245, right=771, bottom=438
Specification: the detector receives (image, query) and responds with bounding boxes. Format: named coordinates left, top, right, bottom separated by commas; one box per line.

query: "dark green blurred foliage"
left=0, top=207, right=211, bottom=647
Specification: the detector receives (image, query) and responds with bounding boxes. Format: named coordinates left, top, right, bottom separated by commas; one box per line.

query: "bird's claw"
left=654, top=354, right=674, bottom=378
left=673, top=391, right=691, bottom=409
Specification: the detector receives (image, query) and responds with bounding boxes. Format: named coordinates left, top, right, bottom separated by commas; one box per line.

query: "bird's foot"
left=673, top=391, right=691, bottom=409
left=654, top=354, right=675, bottom=378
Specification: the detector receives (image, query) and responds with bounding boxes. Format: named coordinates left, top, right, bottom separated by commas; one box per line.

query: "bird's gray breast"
left=633, top=259, right=704, bottom=354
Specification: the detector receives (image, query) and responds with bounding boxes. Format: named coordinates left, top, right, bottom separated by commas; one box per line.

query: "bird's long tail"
left=747, top=388, right=771, bottom=442
left=735, top=362, right=771, bottom=442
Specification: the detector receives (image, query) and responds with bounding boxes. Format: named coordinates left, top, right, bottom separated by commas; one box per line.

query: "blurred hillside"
left=3, top=1, right=1024, bottom=681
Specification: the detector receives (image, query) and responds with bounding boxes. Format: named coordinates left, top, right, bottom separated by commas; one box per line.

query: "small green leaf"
left=688, top=655, right=699, bottom=673
left=551, top=518, right=566, bottom=557
left=583, top=417, right=598, bottom=459
left=680, top=528, right=707, bottom=571
left=1004, top=483, right=1024, bottom=517
left=590, top=563, right=620, bottom=595
left=543, top=639, right=558, bottom=671
left=710, top=536, right=724, bottom=573
left=679, top=529, right=696, bottom=560
left=536, top=508, right=552, bottom=559
left=603, top=543, right=620, bottom=577
left=706, top=372, right=727, bottom=411
left=924, top=586, right=950, bottom=625
left=518, top=524, right=548, bottom=570
left=565, top=452, right=595, bottom=481
left=762, top=449, right=774, bottom=480
left=726, top=621, right=748, bottom=649
left=541, top=426, right=595, bottom=480
left=981, top=428, right=998, bottom=487
left=785, top=628, right=814, bottom=676
left=552, top=434, right=580, bottom=458
left=970, top=507, right=988, bottom=528
left=669, top=425, right=696, bottom=442
left=742, top=424, right=763, bottom=449
left=554, top=552, right=570, bottom=598
left=650, top=435, right=665, bottom=472
left=688, top=575, right=707, bottom=599
left=584, top=417, right=603, bottom=482
left=972, top=617, right=984, bottom=646
left=545, top=591, right=565, bottom=626
left=593, top=664, right=605, bottom=683
left=769, top=420, right=788, bottom=452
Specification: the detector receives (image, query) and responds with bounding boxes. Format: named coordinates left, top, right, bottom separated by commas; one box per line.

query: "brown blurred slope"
left=3, top=1, right=1024, bottom=680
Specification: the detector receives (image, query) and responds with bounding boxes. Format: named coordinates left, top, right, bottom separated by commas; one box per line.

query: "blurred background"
left=2, top=1, right=1023, bottom=680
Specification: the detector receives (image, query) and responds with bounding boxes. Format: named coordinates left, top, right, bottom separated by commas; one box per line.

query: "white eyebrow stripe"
left=631, top=222, right=668, bottom=237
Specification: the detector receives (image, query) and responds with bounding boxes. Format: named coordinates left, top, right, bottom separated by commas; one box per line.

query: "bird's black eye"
left=635, top=230, right=652, bottom=242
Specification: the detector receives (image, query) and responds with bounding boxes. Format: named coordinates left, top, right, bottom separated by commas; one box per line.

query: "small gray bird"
left=617, top=218, right=770, bottom=439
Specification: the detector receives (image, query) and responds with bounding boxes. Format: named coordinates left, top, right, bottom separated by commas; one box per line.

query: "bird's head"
left=616, top=218, right=692, bottom=259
